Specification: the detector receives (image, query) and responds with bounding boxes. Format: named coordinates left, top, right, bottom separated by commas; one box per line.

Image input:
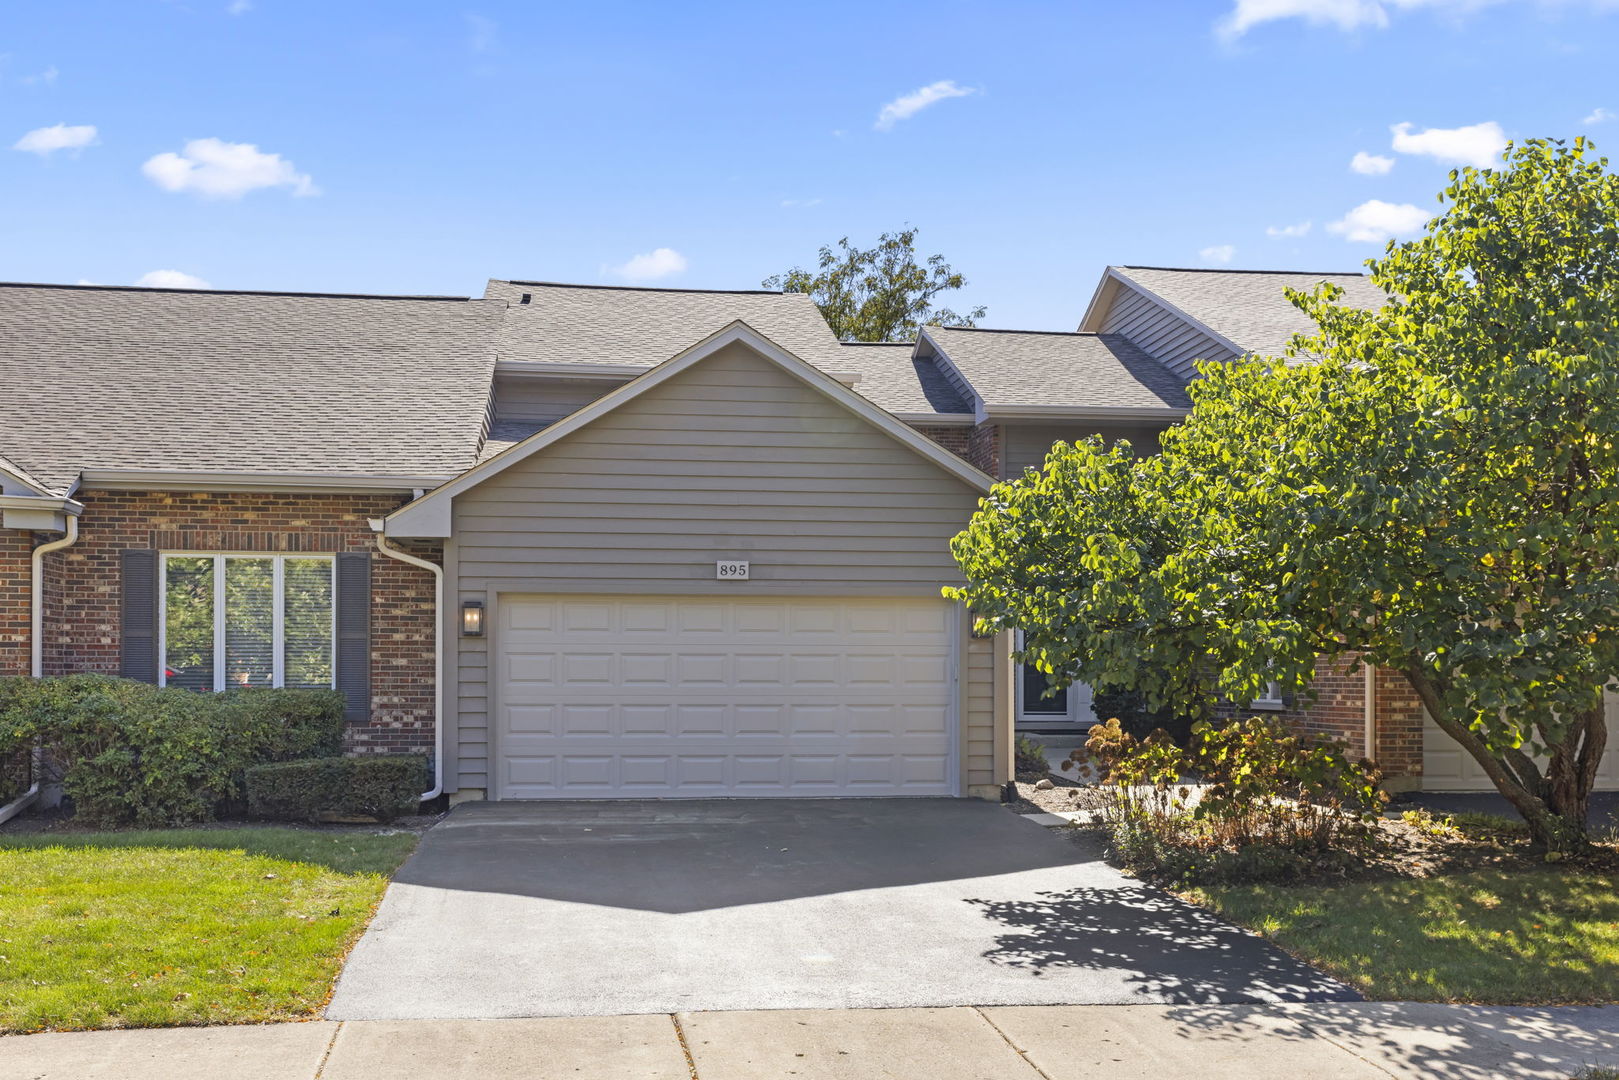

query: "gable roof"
left=485, top=280, right=853, bottom=375
left=0, top=282, right=502, bottom=495
left=1095, top=266, right=1388, bottom=358
left=385, top=321, right=994, bottom=537
left=0, top=452, right=50, bottom=496
left=832, top=342, right=972, bottom=419
left=918, top=326, right=1192, bottom=415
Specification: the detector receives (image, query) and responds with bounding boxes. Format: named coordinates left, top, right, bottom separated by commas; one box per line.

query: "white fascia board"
left=986, top=404, right=1191, bottom=421
left=1077, top=267, right=1123, bottom=332
left=78, top=470, right=453, bottom=494
left=0, top=493, right=85, bottom=532
left=385, top=320, right=994, bottom=539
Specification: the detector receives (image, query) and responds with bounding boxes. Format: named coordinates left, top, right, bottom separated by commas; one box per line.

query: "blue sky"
left=3, top=0, right=1617, bottom=329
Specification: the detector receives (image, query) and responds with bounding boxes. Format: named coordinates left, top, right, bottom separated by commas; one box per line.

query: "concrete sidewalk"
left=4, top=1003, right=1617, bottom=1080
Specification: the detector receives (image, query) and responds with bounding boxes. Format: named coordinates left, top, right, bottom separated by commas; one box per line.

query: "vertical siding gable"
left=1099, top=284, right=1239, bottom=378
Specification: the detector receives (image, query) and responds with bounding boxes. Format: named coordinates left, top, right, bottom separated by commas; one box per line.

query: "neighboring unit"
left=4, top=267, right=1611, bottom=805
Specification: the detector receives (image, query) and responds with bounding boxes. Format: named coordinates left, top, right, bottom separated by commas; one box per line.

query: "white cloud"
left=75, top=278, right=100, bottom=286
left=20, top=65, right=58, bottom=87
left=135, top=270, right=211, bottom=290
left=1327, top=199, right=1430, bottom=242
left=142, top=138, right=318, bottom=199
left=1214, top=0, right=1614, bottom=39
left=13, top=122, right=97, bottom=155
left=466, top=14, right=497, bottom=52
left=610, top=247, right=688, bottom=282
left=1200, top=244, right=1236, bottom=264
left=874, top=80, right=977, bottom=131
left=227, top=0, right=252, bottom=13
left=1350, top=150, right=1395, bottom=174
left=1219, top=0, right=1389, bottom=39
left=1266, top=221, right=1312, bottom=238
left=1585, top=107, right=1615, bottom=125
left=780, top=197, right=823, bottom=208
left=1389, top=120, right=1507, bottom=168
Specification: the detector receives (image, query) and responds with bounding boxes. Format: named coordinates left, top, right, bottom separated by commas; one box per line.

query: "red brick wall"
left=968, top=422, right=1002, bottom=478
left=0, top=529, right=30, bottom=678
left=912, top=424, right=973, bottom=462
left=907, top=421, right=1002, bottom=479
left=36, top=491, right=438, bottom=754
left=1374, top=666, right=1425, bottom=781
left=1215, top=652, right=1425, bottom=783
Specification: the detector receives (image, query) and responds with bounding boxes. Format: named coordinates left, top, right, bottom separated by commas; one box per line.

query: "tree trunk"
left=1402, top=668, right=1592, bottom=854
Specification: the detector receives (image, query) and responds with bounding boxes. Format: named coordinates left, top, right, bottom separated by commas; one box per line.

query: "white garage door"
left=494, top=595, right=956, bottom=798
left=1422, top=692, right=1619, bottom=791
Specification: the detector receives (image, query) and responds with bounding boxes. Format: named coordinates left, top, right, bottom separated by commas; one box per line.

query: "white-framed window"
left=1252, top=679, right=1286, bottom=710
left=160, top=553, right=336, bottom=692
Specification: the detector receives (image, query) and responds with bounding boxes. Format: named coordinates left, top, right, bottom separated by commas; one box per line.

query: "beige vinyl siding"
left=452, top=341, right=988, bottom=789
left=1002, top=421, right=1175, bottom=478
left=964, top=631, right=997, bottom=789
left=492, top=374, right=625, bottom=425
left=1099, top=284, right=1239, bottom=378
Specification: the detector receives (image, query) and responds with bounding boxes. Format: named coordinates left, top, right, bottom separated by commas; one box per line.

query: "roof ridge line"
left=497, top=279, right=786, bottom=296
left=929, top=325, right=1101, bottom=337
left=0, top=281, right=476, bottom=301
left=1117, top=264, right=1369, bottom=277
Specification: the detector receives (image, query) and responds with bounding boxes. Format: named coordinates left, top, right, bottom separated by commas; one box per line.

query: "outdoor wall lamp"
left=461, top=599, right=485, bottom=637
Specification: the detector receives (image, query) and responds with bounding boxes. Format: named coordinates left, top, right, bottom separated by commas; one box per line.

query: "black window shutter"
left=120, top=549, right=160, bottom=683
left=335, top=552, right=372, bottom=724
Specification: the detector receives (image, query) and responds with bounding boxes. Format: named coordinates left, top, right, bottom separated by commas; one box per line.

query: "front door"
left=1014, top=635, right=1095, bottom=733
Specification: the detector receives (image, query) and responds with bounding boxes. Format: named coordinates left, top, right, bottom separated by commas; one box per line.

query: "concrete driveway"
left=326, top=799, right=1354, bottom=1020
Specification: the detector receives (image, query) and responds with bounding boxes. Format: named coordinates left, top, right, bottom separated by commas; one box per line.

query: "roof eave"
left=77, top=469, right=454, bottom=495
left=984, top=404, right=1191, bottom=421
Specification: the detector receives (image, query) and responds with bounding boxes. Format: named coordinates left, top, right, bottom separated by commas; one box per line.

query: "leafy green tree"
left=763, top=227, right=985, bottom=342
left=949, top=138, right=1618, bottom=853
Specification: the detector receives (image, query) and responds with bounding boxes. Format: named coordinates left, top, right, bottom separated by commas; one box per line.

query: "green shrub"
left=1090, top=686, right=1194, bottom=746
left=1072, top=715, right=1388, bottom=885
left=246, top=754, right=426, bottom=823
left=0, top=675, right=350, bottom=827
left=1014, top=735, right=1048, bottom=779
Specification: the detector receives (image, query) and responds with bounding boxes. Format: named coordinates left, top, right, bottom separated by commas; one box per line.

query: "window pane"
left=283, top=558, right=334, bottom=689
left=224, top=558, right=275, bottom=690
left=164, top=557, right=215, bottom=692
left=1021, top=663, right=1069, bottom=715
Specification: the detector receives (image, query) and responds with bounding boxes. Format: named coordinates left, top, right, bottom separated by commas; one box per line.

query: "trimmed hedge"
left=246, top=754, right=427, bottom=823
left=0, top=675, right=346, bottom=827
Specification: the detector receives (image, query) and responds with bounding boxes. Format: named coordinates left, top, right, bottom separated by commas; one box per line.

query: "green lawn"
left=1190, top=867, right=1619, bottom=1003
left=0, top=828, right=417, bottom=1033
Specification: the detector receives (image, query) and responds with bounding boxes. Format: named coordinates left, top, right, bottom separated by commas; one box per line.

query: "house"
left=2, top=269, right=1613, bottom=803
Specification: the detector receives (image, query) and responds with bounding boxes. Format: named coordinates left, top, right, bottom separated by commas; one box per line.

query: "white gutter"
left=80, top=470, right=453, bottom=495
left=0, top=518, right=82, bottom=826
left=369, top=521, right=444, bottom=802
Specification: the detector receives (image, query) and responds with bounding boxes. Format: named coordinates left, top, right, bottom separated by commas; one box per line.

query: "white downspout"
left=0, top=518, right=81, bottom=825
left=369, top=521, right=444, bottom=802
left=1363, top=660, right=1377, bottom=763
left=32, top=517, right=78, bottom=678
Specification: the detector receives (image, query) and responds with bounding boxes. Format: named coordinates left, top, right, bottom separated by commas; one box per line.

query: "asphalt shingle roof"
left=0, top=283, right=502, bottom=494
left=485, top=280, right=849, bottom=371
left=832, top=342, right=971, bottom=416
left=923, top=327, right=1192, bottom=411
left=1112, top=266, right=1389, bottom=358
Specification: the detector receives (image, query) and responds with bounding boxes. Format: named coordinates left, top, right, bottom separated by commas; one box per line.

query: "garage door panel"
left=496, top=595, right=956, bottom=798
left=1422, top=693, right=1619, bottom=791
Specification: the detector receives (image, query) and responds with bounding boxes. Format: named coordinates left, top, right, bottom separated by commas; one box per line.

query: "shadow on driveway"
left=329, top=798, right=1355, bottom=1020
